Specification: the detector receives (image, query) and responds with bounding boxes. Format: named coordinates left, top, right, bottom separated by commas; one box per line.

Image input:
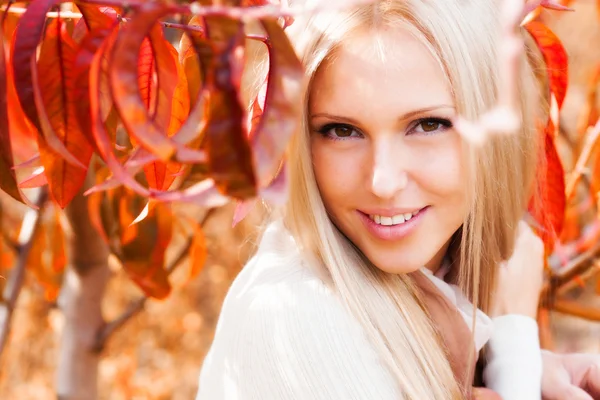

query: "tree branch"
left=542, top=239, right=600, bottom=301
left=565, top=119, right=600, bottom=201
left=0, top=189, right=49, bottom=359
left=92, top=208, right=216, bottom=351
left=552, top=299, right=600, bottom=322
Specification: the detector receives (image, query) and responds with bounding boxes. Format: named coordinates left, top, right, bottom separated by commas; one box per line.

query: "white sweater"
left=196, top=221, right=542, bottom=400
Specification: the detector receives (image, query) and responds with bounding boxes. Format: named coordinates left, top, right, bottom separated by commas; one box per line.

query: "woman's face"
left=309, top=27, right=469, bottom=274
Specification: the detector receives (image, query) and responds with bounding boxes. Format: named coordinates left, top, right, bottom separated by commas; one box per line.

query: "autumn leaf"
left=189, top=222, right=207, bottom=279
left=179, top=16, right=205, bottom=109
left=524, top=21, right=568, bottom=110
left=88, top=27, right=150, bottom=197
left=251, top=18, right=303, bottom=187
left=136, top=27, right=183, bottom=191
left=200, top=15, right=256, bottom=199
left=109, top=2, right=177, bottom=161
left=528, top=121, right=566, bottom=252
left=51, top=210, right=66, bottom=273
left=26, top=222, right=62, bottom=302
left=0, top=19, right=23, bottom=203
left=36, top=18, right=92, bottom=208
left=11, top=0, right=86, bottom=168
left=120, top=198, right=173, bottom=299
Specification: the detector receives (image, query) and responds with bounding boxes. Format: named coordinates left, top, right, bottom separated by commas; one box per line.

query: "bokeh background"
left=1, top=2, right=600, bottom=399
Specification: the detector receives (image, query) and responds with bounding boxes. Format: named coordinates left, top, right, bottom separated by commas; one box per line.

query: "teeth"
left=380, top=216, right=393, bottom=226
left=392, top=215, right=405, bottom=225
left=369, top=210, right=419, bottom=226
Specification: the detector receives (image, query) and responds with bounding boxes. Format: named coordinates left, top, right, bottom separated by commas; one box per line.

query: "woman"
left=196, top=0, right=592, bottom=399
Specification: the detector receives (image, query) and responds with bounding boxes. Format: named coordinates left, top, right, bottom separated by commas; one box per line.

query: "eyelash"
left=316, top=117, right=453, bottom=141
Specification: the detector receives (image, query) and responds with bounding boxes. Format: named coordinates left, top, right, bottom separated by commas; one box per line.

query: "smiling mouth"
left=367, top=209, right=424, bottom=226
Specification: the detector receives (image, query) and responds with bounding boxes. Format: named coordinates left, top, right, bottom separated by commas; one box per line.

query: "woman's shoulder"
left=197, top=221, right=400, bottom=400
left=218, top=219, right=336, bottom=319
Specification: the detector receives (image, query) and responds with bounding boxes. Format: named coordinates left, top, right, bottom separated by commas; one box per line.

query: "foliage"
left=0, top=0, right=301, bottom=300
left=0, top=0, right=599, bottom=380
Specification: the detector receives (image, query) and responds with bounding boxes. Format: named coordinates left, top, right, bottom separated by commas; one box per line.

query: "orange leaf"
left=121, top=201, right=173, bottom=299
left=0, top=21, right=24, bottom=203
left=109, top=3, right=177, bottom=161
left=52, top=210, right=66, bottom=273
left=26, top=223, right=62, bottom=302
left=528, top=121, right=566, bottom=252
left=524, top=21, right=568, bottom=110
left=141, top=32, right=185, bottom=190
left=37, top=19, right=93, bottom=207
left=179, top=16, right=205, bottom=109
left=189, top=223, right=207, bottom=279
left=251, top=19, right=303, bottom=188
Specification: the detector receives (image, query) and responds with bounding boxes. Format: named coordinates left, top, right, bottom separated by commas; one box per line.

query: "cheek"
left=417, top=138, right=469, bottom=220
left=311, top=139, right=363, bottom=209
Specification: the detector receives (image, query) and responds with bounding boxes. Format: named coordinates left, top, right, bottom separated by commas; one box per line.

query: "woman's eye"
left=413, top=118, right=452, bottom=134
left=317, top=123, right=361, bottom=140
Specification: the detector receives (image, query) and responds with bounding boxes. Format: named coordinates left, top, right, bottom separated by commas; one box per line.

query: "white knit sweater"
left=196, top=221, right=542, bottom=400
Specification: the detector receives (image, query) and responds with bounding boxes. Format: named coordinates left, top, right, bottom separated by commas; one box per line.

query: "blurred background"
left=1, top=2, right=600, bottom=399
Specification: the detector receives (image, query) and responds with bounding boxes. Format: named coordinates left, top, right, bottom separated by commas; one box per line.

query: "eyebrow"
left=310, top=105, right=456, bottom=124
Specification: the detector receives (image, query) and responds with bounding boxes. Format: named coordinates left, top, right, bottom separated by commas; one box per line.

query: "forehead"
left=309, top=27, right=453, bottom=114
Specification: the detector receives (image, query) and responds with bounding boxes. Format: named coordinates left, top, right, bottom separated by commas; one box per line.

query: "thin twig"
left=541, top=240, right=600, bottom=301
left=93, top=208, right=216, bottom=351
left=553, top=299, right=600, bottom=322
left=0, top=189, right=49, bottom=360
left=565, top=119, right=600, bottom=201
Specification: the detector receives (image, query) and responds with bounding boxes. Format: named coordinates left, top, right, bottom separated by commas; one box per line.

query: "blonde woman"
left=196, top=0, right=600, bottom=399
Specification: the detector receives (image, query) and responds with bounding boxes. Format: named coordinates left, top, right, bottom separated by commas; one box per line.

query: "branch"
left=542, top=239, right=600, bottom=300
left=552, top=299, right=600, bottom=322
left=92, top=208, right=216, bottom=351
left=0, top=189, right=49, bottom=360
left=565, top=119, right=600, bottom=201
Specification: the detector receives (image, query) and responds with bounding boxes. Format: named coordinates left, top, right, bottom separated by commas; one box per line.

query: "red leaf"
left=121, top=198, right=173, bottom=299
left=179, top=16, right=205, bottom=109
left=88, top=27, right=150, bottom=197
left=251, top=19, right=303, bottom=187
left=189, top=223, right=207, bottom=279
left=200, top=16, right=256, bottom=199
left=18, top=168, right=47, bottom=188
left=11, top=0, right=61, bottom=133
left=144, top=45, right=190, bottom=191
left=37, top=18, right=92, bottom=208
left=524, top=21, right=568, bottom=110
left=0, top=19, right=24, bottom=203
left=109, top=2, right=177, bottom=161
left=528, top=121, right=566, bottom=251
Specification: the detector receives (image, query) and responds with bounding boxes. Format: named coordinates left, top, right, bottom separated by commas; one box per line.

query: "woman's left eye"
left=412, top=118, right=452, bottom=134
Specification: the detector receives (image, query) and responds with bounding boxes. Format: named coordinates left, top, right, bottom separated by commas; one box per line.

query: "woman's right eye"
left=317, top=124, right=362, bottom=140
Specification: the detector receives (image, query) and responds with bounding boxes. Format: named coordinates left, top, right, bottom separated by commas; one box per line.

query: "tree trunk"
left=57, top=174, right=110, bottom=400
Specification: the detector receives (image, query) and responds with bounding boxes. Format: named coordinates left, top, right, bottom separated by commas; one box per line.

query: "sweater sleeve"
left=196, top=280, right=401, bottom=400
left=482, top=315, right=543, bottom=400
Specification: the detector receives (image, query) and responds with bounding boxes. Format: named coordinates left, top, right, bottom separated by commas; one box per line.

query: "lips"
left=358, top=206, right=428, bottom=241
left=368, top=209, right=421, bottom=226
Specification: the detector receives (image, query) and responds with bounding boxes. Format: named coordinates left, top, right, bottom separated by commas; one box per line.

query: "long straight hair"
left=251, top=0, right=543, bottom=398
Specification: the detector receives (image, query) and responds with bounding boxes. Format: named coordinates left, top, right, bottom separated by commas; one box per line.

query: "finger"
left=581, top=362, right=600, bottom=398
left=543, top=384, right=594, bottom=400
left=472, top=387, right=503, bottom=400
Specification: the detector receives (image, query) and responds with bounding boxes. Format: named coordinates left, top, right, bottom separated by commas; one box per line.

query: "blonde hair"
left=254, top=0, right=542, bottom=398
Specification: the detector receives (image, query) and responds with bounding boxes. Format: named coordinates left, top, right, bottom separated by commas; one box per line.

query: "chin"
left=367, top=254, right=426, bottom=275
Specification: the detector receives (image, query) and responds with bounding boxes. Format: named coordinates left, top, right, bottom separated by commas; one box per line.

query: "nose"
left=370, top=137, right=408, bottom=199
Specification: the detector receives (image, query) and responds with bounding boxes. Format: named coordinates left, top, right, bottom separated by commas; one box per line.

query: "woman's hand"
left=490, top=220, right=545, bottom=319
left=541, top=350, right=600, bottom=400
